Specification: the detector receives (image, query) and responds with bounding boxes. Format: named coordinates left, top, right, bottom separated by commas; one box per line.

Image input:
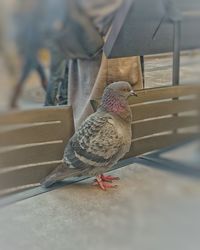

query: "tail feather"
left=40, top=162, right=80, bottom=188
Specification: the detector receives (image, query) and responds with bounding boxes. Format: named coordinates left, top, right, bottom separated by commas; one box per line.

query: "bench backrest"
left=0, top=106, right=74, bottom=196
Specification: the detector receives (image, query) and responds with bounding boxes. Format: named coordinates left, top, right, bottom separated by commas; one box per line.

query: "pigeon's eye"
left=122, top=88, right=129, bottom=92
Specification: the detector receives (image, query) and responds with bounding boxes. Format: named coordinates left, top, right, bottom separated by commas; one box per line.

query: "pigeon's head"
left=101, top=81, right=137, bottom=117
left=105, top=81, right=137, bottom=100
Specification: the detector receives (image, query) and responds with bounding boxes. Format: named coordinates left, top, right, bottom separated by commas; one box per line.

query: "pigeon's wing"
left=41, top=113, right=124, bottom=188
left=40, top=162, right=82, bottom=188
left=64, top=112, right=124, bottom=171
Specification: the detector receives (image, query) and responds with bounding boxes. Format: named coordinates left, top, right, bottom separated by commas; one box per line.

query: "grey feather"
left=40, top=162, right=83, bottom=188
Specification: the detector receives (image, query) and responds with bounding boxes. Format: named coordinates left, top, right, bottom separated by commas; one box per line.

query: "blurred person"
left=67, top=0, right=143, bottom=128
left=45, top=46, right=68, bottom=106
left=10, top=0, right=48, bottom=108
left=9, top=0, right=69, bottom=108
left=44, top=0, right=71, bottom=106
left=44, top=0, right=142, bottom=126
left=10, top=0, right=142, bottom=126
left=44, top=0, right=104, bottom=107
left=10, top=0, right=70, bottom=107
left=10, top=51, right=48, bottom=108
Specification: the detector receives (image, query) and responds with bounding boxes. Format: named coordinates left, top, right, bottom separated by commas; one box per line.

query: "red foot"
left=101, top=174, right=120, bottom=182
left=93, top=175, right=118, bottom=191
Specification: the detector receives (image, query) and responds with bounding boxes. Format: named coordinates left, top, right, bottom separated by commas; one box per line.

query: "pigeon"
left=41, top=81, right=137, bottom=190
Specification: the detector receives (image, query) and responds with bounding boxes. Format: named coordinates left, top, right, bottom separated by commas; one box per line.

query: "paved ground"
left=0, top=162, right=200, bottom=250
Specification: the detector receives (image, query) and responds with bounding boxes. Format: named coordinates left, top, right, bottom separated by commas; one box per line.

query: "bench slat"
left=131, top=99, right=198, bottom=121
left=0, top=162, right=59, bottom=191
left=0, top=142, right=65, bottom=169
left=0, top=106, right=73, bottom=125
left=125, top=133, right=197, bottom=158
left=0, top=122, right=73, bottom=147
left=132, top=115, right=199, bottom=139
left=129, top=84, right=200, bottom=105
left=90, top=85, right=200, bottom=111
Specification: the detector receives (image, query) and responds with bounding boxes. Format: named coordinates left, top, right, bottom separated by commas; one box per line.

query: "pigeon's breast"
left=109, top=117, right=132, bottom=154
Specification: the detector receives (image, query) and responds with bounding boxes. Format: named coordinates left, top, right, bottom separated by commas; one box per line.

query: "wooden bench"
left=0, top=84, right=199, bottom=198
left=0, top=106, right=74, bottom=196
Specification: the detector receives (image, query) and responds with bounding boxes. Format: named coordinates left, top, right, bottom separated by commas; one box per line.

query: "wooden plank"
left=129, top=84, right=200, bottom=105
left=131, top=99, right=198, bottom=121
left=90, top=85, right=200, bottom=112
left=0, top=133, right=197, bottom=193
left=0, top=135, right=198, bottom=194
left=0, top=106, right=73, bottom=125
left=0, top=121, right=74, bottom=147
left=132, top=115, right=200, bottom=139
left=0, top=142, right=65, bottom=168
left=0, top=162, right=59, bottom=191
left=125, top=133, right=197, bottom=158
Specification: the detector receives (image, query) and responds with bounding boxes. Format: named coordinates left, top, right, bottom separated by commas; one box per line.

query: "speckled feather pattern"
left=63, top=110, right=131, bottom=176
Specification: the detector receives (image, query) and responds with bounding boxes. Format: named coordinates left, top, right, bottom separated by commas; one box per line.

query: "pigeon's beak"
left=130, top=90, right=138, bottom=97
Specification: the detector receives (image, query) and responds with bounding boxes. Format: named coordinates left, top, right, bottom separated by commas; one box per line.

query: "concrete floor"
left=0, top=163, right=200, bottom=250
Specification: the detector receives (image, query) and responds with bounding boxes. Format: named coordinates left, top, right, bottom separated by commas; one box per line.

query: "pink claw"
left=101, top=174, right=120, bottom=182
left=93, top=175, right=119, bottom=190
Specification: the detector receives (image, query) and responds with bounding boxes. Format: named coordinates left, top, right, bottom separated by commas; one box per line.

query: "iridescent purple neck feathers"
left=100, top=88, right=132, bottom=121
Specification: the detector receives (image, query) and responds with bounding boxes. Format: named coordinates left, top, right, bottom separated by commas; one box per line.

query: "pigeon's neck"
left=100, top=90, right=132, bottom=122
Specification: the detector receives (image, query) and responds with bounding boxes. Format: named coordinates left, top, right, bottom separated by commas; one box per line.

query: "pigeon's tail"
left=40, top=162, right=80, bottom=188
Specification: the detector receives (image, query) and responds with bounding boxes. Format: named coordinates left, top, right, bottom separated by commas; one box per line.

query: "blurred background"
left=0, top=0, right=199, bottom=112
